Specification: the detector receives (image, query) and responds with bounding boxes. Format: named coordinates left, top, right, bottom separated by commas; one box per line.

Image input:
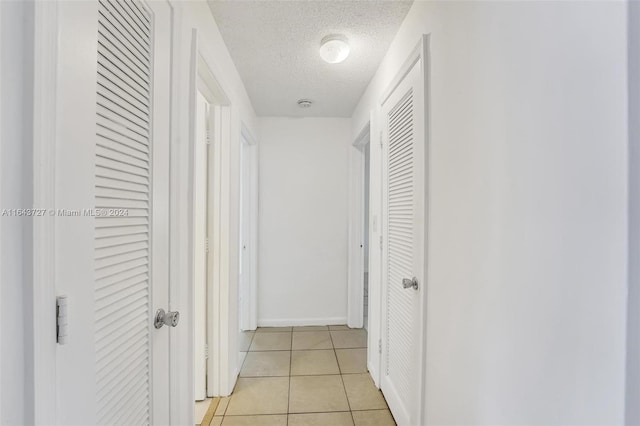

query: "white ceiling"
left=207, top=1, right=413, bottom=117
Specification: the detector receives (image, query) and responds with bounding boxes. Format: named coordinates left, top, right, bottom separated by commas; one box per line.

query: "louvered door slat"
left=96, top=240, right=148, bottom=258
left=96, top=226, right=149, bottom=241
left=98, top=369, right=148, bottom=418
left=110, top=391, right=150, bottom=426
left=97, top=49, right=149, bottom=97
left=96, top=233, right=148, bottom=249
left=120, top=0, right=150, bottom=30
left=96, top=255, right=148, bottom=280
left=98, top=24, right=150, bottom=74
left=98, top=6, right=150, bottom=62
left=96, top=287, right=148, bottom=321
left=130, top=408, right=151, bottom=426
left=96, top=321, right=148, bottom=366
left=95, top=309, right=148, bottom=346
left=97, top=91, right=149, bottom=129
left=98, top=65, right=150, bottom=109
left=389, top=143, right=413, bottom=162
left=97, top=13, right=150, bottom=71
left=97, top=345, right=147, bottom=388
left=113, top=398, right=149, bottom=426
left=97, top=79, right=149, bottom=121
left=115, top=0, right=151, bottom=38
left=96, top=276, right=149, bottom=307
left=389, top=156, right=413, bottom=173
left=96, top=137, right=149, bottom=164
left=97, top=122, right=149, bottom=151
left=97, top=104, right=149, bottom=138
left=96, top=200, right=149, bottom=212
left=96, top=165, right=149, bottom=186
left=97, top=270, right=148, bottom=294
left=96, top=325, right=148, bottom=371
left=96, top=336, right=148, bottom=384
left=98, top=36, right=149, bottom=82
left=96, top=248, right=148, bottom=271
left=97, top=153, right=149, bottom=177
left=95, top=1, right=152, bottom=424
left=96, top=175, right=149, bottom=194
left=95, top=187, right=149, bottom=202
left=96, top=297, right=148, bottom=335
left=100, top=0, right=150, bottom=52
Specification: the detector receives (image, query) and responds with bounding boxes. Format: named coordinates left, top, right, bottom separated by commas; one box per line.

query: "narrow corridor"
left=197, top=326, right=396, bottom=425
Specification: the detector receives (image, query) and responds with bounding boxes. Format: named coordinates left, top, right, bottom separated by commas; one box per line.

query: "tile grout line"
left=201, top=397, right=219, bottom=426
left=328, top=330, right=357, bottom=426
left=222, top=330, right=256, bottom=421
left=237, top=330, right=255, bottom=375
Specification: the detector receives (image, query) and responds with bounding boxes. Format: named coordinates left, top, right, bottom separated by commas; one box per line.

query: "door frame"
left=32, top=1, right=59, bottom=422
left=347, top=123, right=370, bottom=330
left=377, top=34, right=430, bottom=426
left=239, top=124, right=258, bottom=332
left=186, top=29, right=244, bottom=398
left=349, top=118, right=386, bottom=389
left=193, top=89, right=210, bottom=401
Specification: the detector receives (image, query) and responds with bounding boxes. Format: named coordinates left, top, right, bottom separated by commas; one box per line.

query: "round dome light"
left=319, top=35, right=350, bottom=64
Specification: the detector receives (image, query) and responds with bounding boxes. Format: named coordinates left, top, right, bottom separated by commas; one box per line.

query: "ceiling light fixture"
left=319, top=35, right=350, bottom=64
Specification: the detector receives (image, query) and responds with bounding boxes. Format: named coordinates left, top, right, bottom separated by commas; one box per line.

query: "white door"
left=239, top=138, right=251, bottom=331
left=95, top=0, right=173, bottom=423
left=194, top=91, right=210, bottom=401
left=380, top=59, right=426, bottom=426
left=54, top=1, right=173, bottom=423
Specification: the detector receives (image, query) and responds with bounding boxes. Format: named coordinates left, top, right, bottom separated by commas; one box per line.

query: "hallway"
left=198, top=326, right=395, bottom=426
left=1, top=0, right=635, bottom=424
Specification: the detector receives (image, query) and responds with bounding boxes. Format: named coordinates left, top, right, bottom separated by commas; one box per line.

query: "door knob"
left=154, top=308, right=180, bottom=329
left=402, top=277, right=419, bottom=290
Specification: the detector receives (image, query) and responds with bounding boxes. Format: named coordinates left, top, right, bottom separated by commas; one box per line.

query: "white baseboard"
left=257, top=317, right=348, bottom=327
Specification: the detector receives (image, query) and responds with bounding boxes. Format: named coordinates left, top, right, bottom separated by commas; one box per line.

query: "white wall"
left=258, top=117, right=350, bottom=325
left=0, top=1, right=32, bottom=423
left=364, top=143, right=370, bottom=273
left=353, top=1, right=629, bottom=424
left=627, top=1, right=640, bottom=424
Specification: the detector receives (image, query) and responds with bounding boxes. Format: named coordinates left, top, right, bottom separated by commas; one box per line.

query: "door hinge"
left=205, top=343, right=209, bottom=360
left=379, top=130, right=383, bottom=148
left=57, top=295, right=68, bottom=345
left=205, top=237, right=209, bottom=253
left=378, top=339, right=382, bottom=354
left=379, top=235, right=383, bottom=250
left=205, top=127, right=211, bottom=145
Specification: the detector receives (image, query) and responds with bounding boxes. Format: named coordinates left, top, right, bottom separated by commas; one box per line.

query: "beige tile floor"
left=201, top=325, right=396, bottom=426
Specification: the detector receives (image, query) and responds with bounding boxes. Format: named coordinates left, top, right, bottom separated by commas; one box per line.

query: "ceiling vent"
left=297, top=99, right=313, bottom=108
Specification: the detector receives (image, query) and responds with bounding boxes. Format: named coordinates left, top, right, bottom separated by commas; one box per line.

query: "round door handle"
left=154, top=308, right=180, bottom=329
left=402, top=277, right=419, bottom=290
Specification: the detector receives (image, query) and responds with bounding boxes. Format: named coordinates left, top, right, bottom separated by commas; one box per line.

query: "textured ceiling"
left=207, top=0, right=413, bottom=117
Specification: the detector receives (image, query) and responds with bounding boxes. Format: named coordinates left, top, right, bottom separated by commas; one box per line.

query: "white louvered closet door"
left=95, top=0, right=172, bottom=424
left=380, top=59, right=425, bottom=426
